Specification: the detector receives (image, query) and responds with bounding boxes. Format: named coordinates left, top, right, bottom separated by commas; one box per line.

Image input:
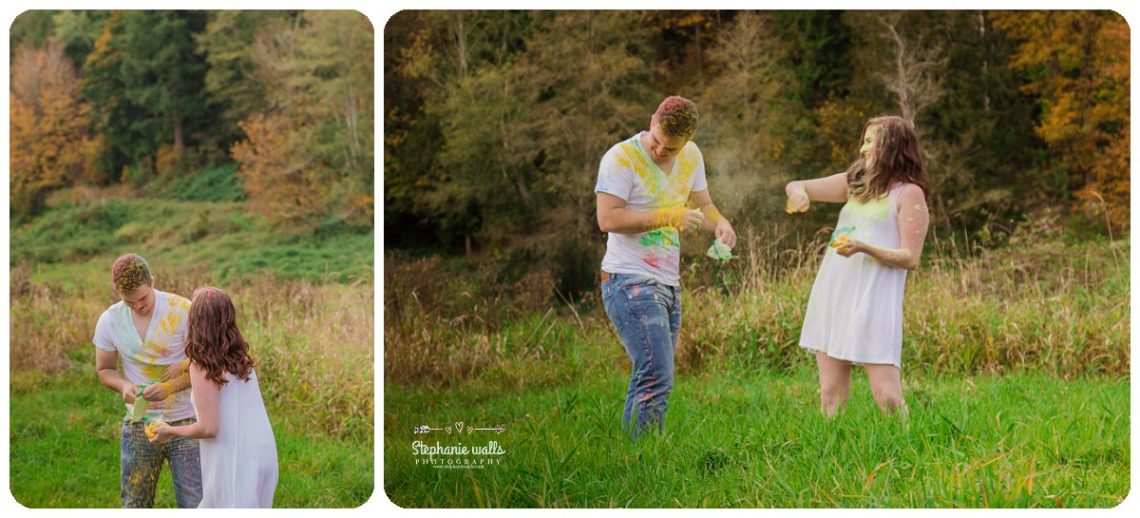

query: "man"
left=93, top=253, right=201, bottom=507
left=595, top=96, right=737, bottom=439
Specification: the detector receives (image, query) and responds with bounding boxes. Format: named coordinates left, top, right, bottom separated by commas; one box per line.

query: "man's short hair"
left=112, top=253, right=153, bottom=294
left=654, top=96, right=699, bottom=139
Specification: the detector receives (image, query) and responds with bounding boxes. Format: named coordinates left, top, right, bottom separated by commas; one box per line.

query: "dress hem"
left=799, top=344, right=901, bottom=369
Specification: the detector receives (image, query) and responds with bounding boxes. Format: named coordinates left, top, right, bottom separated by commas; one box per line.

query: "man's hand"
left=656, top=208, right=704, bottom=231
left=143, top=383, right=172, bottom=402
left=679, top=209, right=705, bottom=231
left=715, top=219, right=737, bottom=248
left=121, top=382, right=138, bottom=404
left=161, top=359, right=190, bottom=382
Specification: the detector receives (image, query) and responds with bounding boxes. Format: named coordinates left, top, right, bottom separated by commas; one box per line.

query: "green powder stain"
left=640, top=228, right=680, bottom=249
left=842, top=195, right=892, bottom=221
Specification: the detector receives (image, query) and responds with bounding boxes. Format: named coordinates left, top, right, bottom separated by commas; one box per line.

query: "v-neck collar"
left=124, top=290, right=161, bottom=346
left=634, top=131, right=677, bottom=177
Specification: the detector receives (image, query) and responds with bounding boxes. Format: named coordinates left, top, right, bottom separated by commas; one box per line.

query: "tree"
left=772, top=11, right=854, bottom=107
left=10, top=41, right=94, bottom=215
left=387, top=11, right=538, bottom=250
left=696, top=11, right=794, bottom=222
left=51, top=10, right=110, bottom=66
left=9, top=11, right=56, bottom=56
left=196, top=11, right=293, bottom=144
left=384, top=11, right=452, bottom=249
left=232, top=10, right=374, bottom=228
left=82, top=11, right=149, bottom=180
left=231, top=112, right=318, bottom=221
left=918, top=11, right=1041, bottom=230
left=992, top=11, right=1130, bottom=230
left=511, top=11, right=656, bottom=295
left=118, top=11, right=210, bottom=154
left=82, top=11, right=214, bottom=180
left=847, top=11, right=947, bottom=124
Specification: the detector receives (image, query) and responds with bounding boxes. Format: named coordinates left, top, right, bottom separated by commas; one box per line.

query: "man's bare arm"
left=96, top=348, right=136, bottom=404
left=596, top=192, right=703, bottom=234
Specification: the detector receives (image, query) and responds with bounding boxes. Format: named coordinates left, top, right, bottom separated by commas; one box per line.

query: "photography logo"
left=412, top=422, right=506, bottom=469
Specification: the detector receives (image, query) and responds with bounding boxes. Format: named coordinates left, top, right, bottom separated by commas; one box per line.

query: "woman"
left=151, top=287, right=278, bottom=507
left=785, top=115, right=931, bottom=417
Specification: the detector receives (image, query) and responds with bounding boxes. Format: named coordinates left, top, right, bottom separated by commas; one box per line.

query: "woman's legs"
left=865, top=363, right=908, bottom=415
left=814, top=351, right=852, bottom=417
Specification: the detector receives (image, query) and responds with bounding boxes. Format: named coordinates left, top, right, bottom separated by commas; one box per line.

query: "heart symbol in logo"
left=445, top=426, right=452, bottom=434
left=455, top=421, right=465, bottom=433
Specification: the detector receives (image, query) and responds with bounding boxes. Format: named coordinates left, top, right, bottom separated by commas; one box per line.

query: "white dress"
left=799, top=183, right=909, bottom=368
left=193, top=369, right=278, bottom=508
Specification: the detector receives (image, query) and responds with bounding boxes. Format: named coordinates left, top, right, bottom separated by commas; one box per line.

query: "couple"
left=595, top=96, right=930, bottom=439
left=93, top=253, right=278, bottom=507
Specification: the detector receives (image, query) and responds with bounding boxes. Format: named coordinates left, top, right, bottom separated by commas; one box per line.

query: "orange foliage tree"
left=992, top=11, right=1130, bottom=230
left=230, top=112, right=323, bottom=222
left=10, top=41, right=95, bottom=215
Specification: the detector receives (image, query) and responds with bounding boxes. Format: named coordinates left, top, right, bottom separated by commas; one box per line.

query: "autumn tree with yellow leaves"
left=10, top=41, right=95, bottom=216
left=992, top=11, right=1130, bottom=230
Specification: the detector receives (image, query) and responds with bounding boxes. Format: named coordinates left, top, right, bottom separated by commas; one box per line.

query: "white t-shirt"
left=594, top=132, right=708, bottom=286
left=93, top=289, right=196, bottom=421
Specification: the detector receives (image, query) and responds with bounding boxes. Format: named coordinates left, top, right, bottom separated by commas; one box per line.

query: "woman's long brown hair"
left=845, top=116, right=930, bottom=203
left=186, top=287, right=254, bottom=387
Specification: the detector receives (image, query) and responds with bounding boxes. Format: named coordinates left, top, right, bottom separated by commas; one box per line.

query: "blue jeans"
left=120, top=417, right=202, bottom=508
left=601, top=273, right=682, bottom=440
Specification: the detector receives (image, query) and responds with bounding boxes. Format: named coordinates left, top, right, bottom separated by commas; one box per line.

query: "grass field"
left=384, top=367, right=1128, bottom=508
left=382, top=225, right=1129, bottom=508
left=10, top=365, right=373, bottom=508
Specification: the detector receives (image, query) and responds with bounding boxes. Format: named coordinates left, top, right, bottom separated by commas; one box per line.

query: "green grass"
left=11, top=361, right=374, bottom=508
left=10, top=197, right=373, bottom=285
left=384, top=367, right=1129, bottom=508
left=163, top=163, right=246, bottom=202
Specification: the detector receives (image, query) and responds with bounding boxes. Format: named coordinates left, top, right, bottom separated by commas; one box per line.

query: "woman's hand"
left=835, top=237, right=865, bottom=257
left=148, top=424, right=174, bottom=444
left=785, top=183, right=810, bottom=213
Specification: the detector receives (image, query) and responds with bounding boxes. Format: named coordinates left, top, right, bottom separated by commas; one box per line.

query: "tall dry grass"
left=384, top=221, right=1129, bottom=386
left=10, top=265, right=373, bottom=442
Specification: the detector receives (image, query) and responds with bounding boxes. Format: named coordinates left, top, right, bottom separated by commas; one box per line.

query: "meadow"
left=9, top=189, right=375, bottom=507
left=385, top=368, right=1127, bottom=507
left=383, top=219, right=1130, bottom=508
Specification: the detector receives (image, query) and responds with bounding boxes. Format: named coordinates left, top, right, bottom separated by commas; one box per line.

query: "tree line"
left=384, top=10, right=1128, bottom=269
left=10, top=10, right=374, bottom=229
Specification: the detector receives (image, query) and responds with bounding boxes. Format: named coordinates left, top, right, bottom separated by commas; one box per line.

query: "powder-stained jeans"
left=120, top=416, right=202, bottom=508
left=601, top=273, right=682, bottom=440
